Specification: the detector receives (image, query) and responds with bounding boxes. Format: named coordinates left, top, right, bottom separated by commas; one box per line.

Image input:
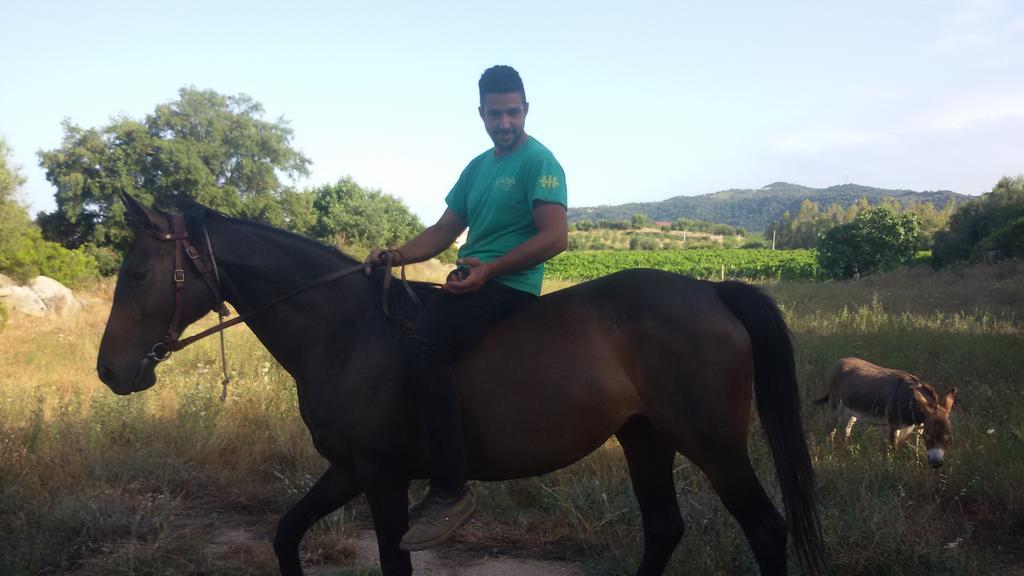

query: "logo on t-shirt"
left=539, top=175, right=561, bottom=189
left=495, top=176, right=517, bottom=191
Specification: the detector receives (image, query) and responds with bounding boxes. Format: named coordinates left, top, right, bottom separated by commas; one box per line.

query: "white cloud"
left=771, top=130, right=892, bottom=155
left=933, top=0, right=1024, bottom=51
left=926, top=93, right=1024, bottom=130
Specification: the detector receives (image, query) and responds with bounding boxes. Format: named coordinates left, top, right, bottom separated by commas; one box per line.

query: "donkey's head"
left=96, top=194, right=222, bottom=395
left=910, top=382, right=958, bottom=467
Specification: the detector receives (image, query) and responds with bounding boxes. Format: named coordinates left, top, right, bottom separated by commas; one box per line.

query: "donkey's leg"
left=892, top=424, right=916, bottom=449
left=843, top=415, right=858, bottom=441
left=617, top=418, right=684, bottom=576
left=698, top=453, right=788, bottom=576
left=826, top=406, right=845, bottom=443
left=889, top=425, right=901, bottom=450
left=364, top=473, right=414, bottom=576
left=274, top=464, right=360, bottom=576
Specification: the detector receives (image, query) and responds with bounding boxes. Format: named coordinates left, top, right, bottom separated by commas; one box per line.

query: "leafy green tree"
left=933, top=176, right=1024, bottom=265
left=817, top=208, right=921, bottom=279
left=0, top=138, right=26, bottom=204
left=0, top=137, right=39, bottom=279
left=573, top=219, right=595, bottom=231
left=630, top=213, right=653, bottom=229
left=766, top=196, right=950, bottom=251
left=37, top=87, right=311, bottom=250
left=311, top=177, right=424, bottom=250
left=903, top=199, right=955, bottom=250
left=767, top=199, right=838, bottom=249
left=0, top=137, right=98, bottom=285
left=278, top=188, right=318, bottom=237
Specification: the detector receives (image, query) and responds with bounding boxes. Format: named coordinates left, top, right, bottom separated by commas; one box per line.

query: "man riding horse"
left=100, top=66, right=826, bottom=576
left=363, top=64, right=568, bottom=551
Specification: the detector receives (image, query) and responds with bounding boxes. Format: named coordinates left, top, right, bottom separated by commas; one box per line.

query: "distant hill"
left=568, top=182, right=968, bottom=233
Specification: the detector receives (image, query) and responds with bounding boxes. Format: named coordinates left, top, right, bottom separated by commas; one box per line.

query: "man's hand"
left=363, top=248, right=398, bottom=275
left=443, top=257, right=491, bottom=294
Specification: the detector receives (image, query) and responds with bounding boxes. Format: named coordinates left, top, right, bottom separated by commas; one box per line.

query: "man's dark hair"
left=478, top=65, right=526, bottom=106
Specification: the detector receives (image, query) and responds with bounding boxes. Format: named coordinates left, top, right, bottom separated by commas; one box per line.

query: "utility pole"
left=772, top=229, right=776, bottom=250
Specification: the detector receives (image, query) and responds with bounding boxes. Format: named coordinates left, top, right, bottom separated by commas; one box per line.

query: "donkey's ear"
left=944, top=387, right=957, bottom=411
left=911, top=387, right=935, bottom=411
left=901, top=373, right=922, bottom=387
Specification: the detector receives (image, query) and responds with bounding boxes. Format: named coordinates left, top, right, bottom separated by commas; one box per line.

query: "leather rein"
left=143, top=213, right=421, bottom=399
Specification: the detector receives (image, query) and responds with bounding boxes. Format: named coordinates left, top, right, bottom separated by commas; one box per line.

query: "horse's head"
left=910, top=382, right=957, bottom=467
left=97, top=194, right=222, bottom=395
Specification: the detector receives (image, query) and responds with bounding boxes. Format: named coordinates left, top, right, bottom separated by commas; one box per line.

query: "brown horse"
left=97, top=195, right=827, bottom=576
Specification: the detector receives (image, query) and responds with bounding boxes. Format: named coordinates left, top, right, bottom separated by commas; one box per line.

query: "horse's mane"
left=174, top=200, right=360, bottom=266
left=174, top=199, right=441, bottom=315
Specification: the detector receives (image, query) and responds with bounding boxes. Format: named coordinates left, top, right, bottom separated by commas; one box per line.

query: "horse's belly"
left=458, top=369, right=639, bottom=480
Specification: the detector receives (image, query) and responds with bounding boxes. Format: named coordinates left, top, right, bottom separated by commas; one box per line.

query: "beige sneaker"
left=408, top=488, right=435, bottom=520
left=399, top=488, right=476, bottom=551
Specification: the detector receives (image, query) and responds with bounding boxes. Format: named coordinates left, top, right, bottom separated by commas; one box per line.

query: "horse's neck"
left=207, top=218, right=377, bottom=382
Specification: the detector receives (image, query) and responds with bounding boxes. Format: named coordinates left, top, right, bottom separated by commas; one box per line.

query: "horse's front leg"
left=364, top=472, right=413, bottom=576
left=274, top=464, right=361, bottom=576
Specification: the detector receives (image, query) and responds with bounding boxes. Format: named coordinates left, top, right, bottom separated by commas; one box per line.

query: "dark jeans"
left=407, top=280, right=537, bottom=494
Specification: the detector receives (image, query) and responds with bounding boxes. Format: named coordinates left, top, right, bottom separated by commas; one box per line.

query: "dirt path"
left=206, top=521, right=585, bottom=576
left=309, top=530, right=586, bottom=576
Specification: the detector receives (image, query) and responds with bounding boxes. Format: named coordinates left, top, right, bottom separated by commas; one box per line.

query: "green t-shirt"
left=445, top=136, right=567, bottom=295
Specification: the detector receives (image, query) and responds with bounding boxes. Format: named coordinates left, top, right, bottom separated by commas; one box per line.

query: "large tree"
left=0, top=137, right=26, bottom=204
left=932, top=176, right=1024, bottom=266
left=311, top=177, right=424, bottom=251
left=0, top=137, right=98, bottom=285
left=0, top=137, right=35, bottom=278
left=817, top=207, right=921, bottom=279
left=37, top=87, right=311, bottom=250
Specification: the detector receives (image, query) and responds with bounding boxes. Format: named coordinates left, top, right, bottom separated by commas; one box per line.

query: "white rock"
left=0, top=285, right=48, bottom=316
left=0, top=273, right=15, bottom=288
left=28, top=276, right=82, bottom=315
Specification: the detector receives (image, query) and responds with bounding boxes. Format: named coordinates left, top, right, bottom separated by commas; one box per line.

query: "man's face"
left=479, top=92, right=528, bottom=154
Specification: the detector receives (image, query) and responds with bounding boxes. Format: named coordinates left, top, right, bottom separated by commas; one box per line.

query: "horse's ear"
left=120, top=192, right=162, bottom=230
left=944, top=387, right=957, bottom=411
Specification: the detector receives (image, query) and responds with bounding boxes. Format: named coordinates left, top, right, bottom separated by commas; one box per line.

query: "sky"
left=2, top=0, right=1022, bottom=224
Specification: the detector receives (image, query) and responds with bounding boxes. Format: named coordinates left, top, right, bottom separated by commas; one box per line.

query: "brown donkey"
left=815, top=357, right=956, bottom=467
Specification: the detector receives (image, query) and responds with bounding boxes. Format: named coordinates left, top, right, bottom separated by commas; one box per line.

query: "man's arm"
left=364, top=208, right=466, bottom=272
left=444, top=201, right=567, bottom=294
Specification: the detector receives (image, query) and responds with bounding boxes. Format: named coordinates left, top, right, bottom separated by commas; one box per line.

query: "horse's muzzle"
left=96, top=356, right=157, bottom=395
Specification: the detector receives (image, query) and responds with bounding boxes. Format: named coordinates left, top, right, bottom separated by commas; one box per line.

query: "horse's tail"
left=714, top=280, right=828, bottom=576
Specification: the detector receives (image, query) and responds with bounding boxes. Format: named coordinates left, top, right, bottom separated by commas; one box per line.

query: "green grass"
left=1, top=261, right=1022, bottom=575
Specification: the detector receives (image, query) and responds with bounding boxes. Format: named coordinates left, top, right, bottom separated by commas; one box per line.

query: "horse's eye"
left=128, top=268, right=148, bottom=283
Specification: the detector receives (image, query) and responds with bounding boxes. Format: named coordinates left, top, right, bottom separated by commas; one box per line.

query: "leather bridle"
left=139, top=213, right=423, bottom=399
left=144, top=212, right=230, bottom=363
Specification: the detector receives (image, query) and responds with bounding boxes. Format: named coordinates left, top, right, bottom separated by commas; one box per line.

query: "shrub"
left=0, top=301, right=7, bottom=332
left=36, top=242, right=99, bottom=287
left=933, top=176, right=1024, bottom=266
left=82, top=244, right=123, bottom=277
left=817, top=208, right=920, bottom=279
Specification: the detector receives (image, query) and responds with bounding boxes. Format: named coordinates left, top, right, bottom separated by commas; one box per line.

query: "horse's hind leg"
left=698, top=452, right=788, bottom=576
left=617, top=417, right=684, bottom=576
left=274, top=464, right=361, bottom=576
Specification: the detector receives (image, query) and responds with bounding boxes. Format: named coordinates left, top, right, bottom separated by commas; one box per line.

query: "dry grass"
left=1, top=262, right=1022, bottom=575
